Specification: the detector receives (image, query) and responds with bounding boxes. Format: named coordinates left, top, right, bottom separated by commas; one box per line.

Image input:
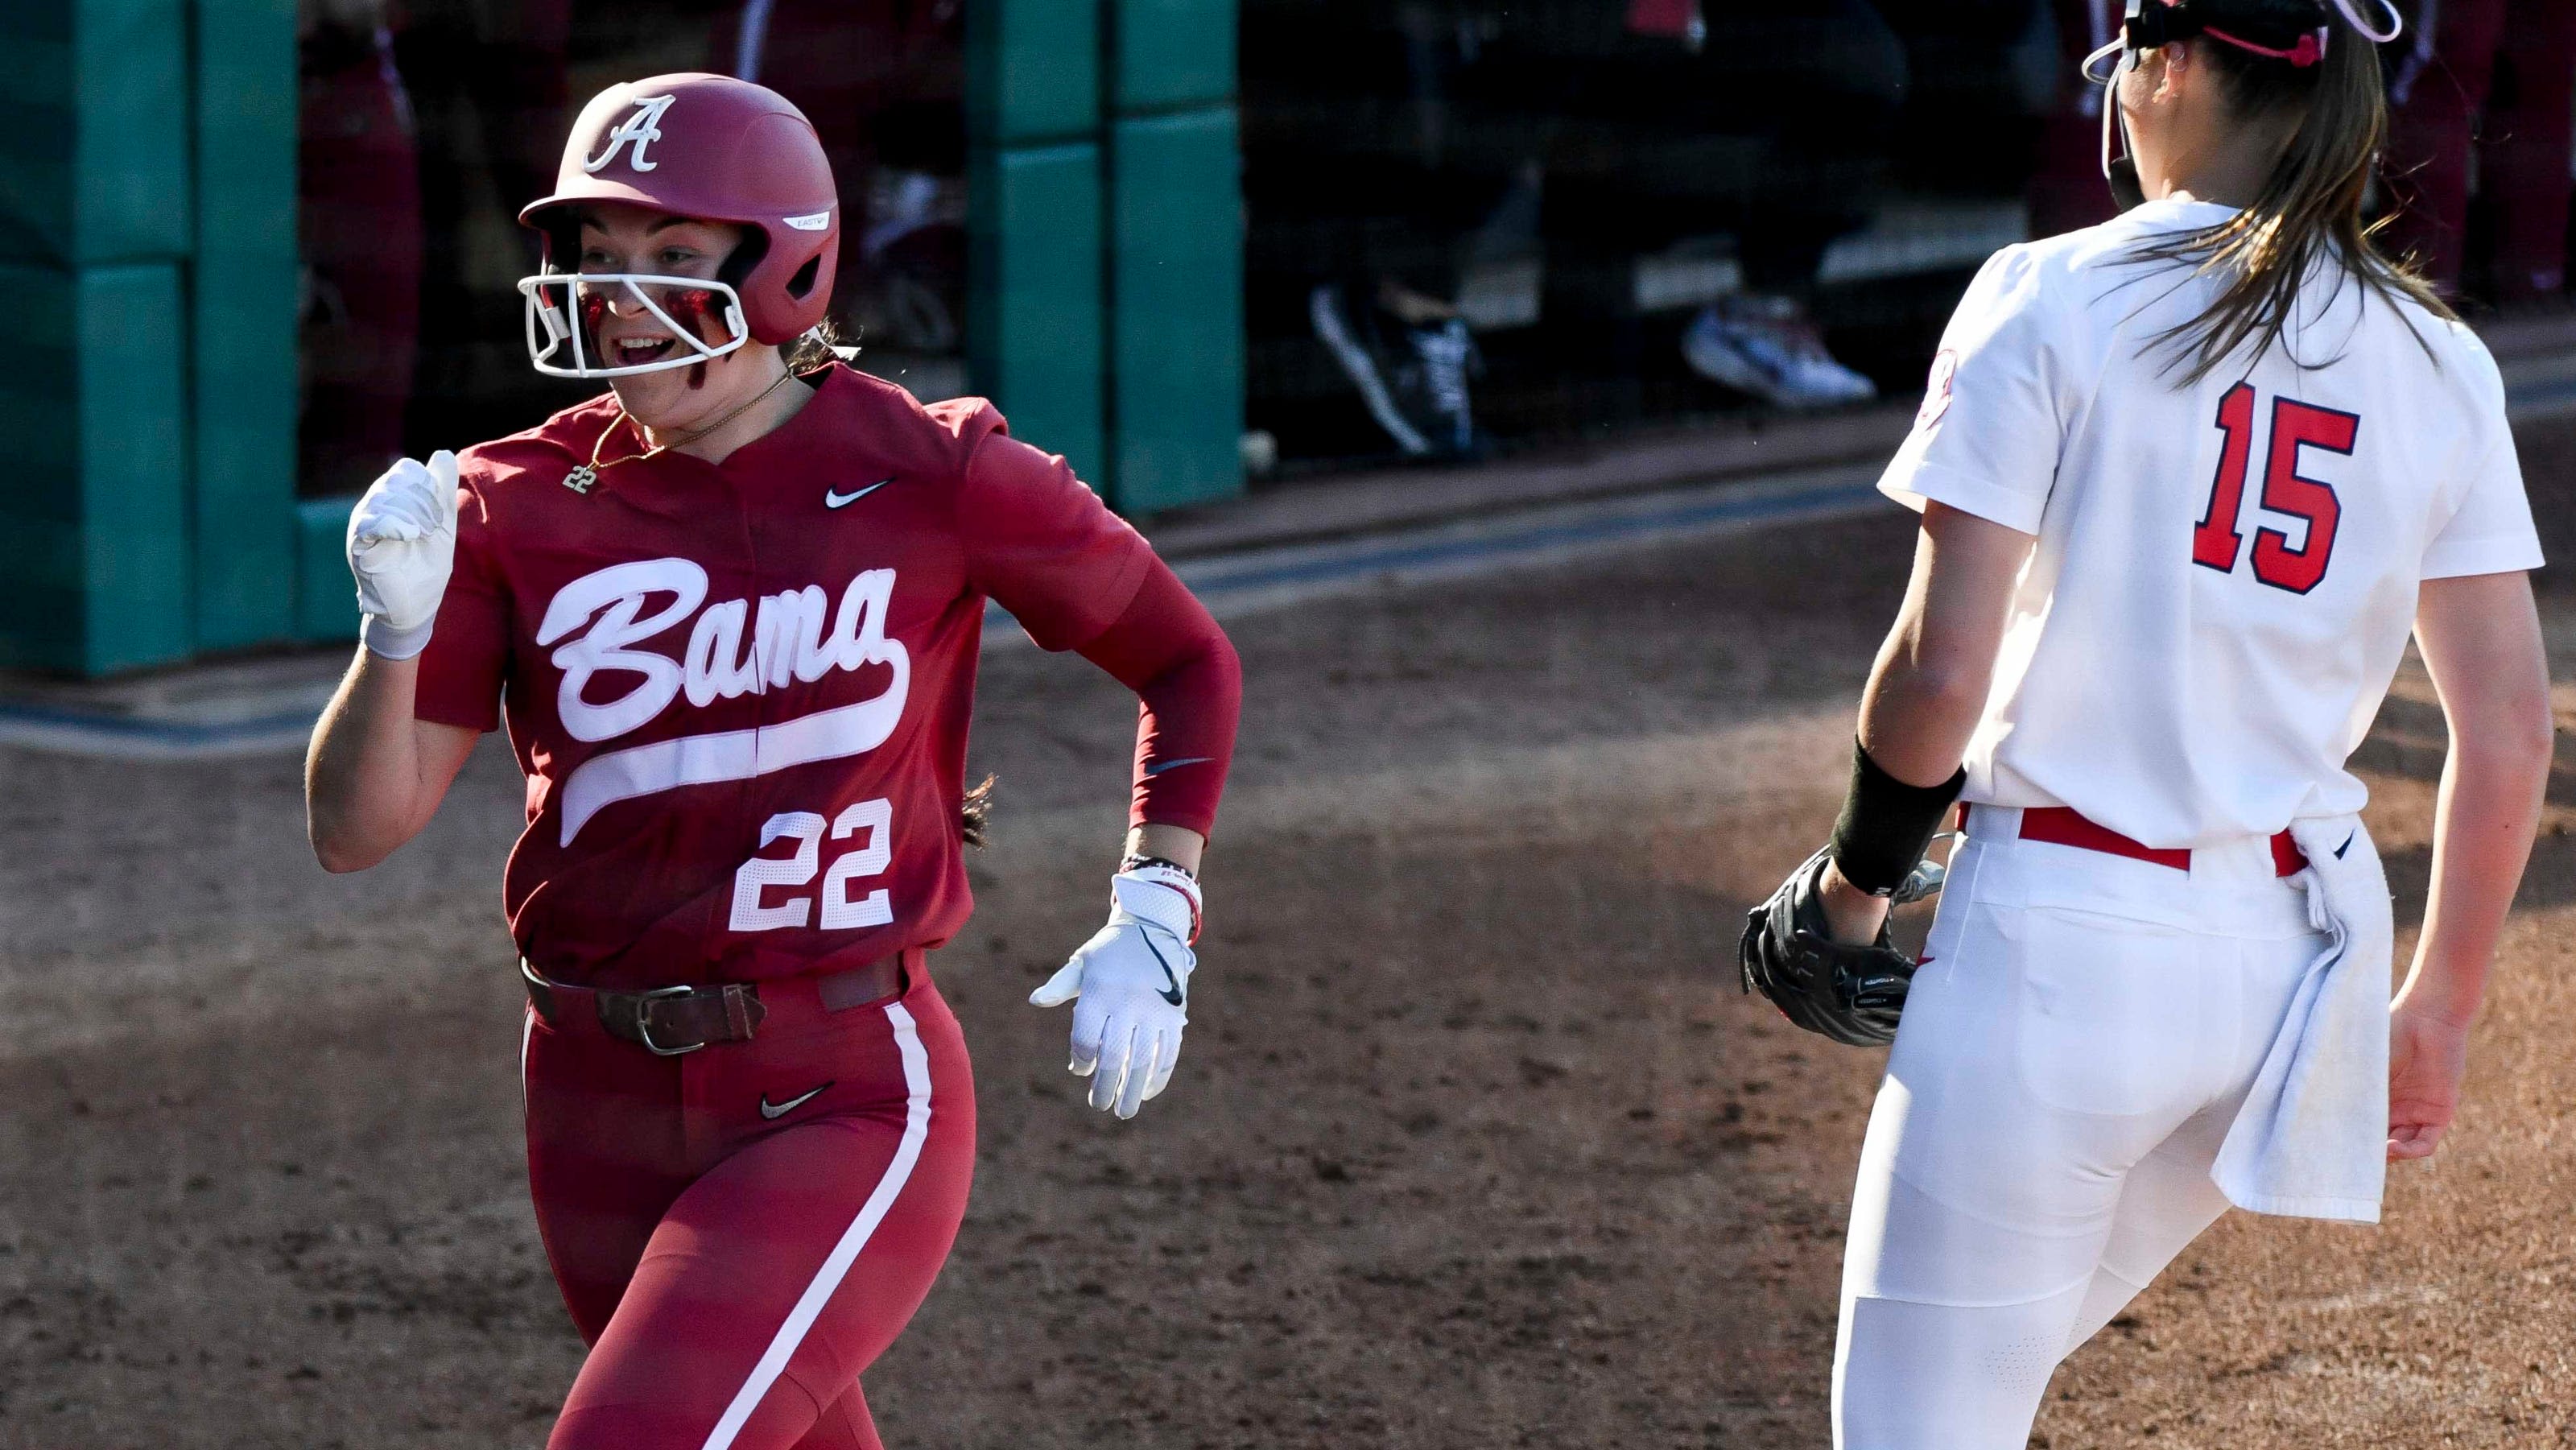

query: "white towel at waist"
left=2211, top=813, right=2394, bottom=1223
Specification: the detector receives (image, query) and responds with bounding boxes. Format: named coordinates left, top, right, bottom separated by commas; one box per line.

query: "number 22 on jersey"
left=730, top=799, right=894, bottom=933
left=2191, top=382, right=2356, bottom=595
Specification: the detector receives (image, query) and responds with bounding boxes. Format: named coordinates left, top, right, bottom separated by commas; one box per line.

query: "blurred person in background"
left=1242, top=0, right=1511, bottom=461
left=2028, top=0, right=2128, bottom=239
left=394, top=0, right=574, bottom=445
left=2380, top=0, right=2576, bottom=308
left=299, top=0, right=423, bottom=498
left=714, top=0, right=968, bottom=355
left=1495, top=0, right=1904, bottom=410
left=1245, top=0, right=1905, bottom=469
left=396, top=0, right=572, bottom=242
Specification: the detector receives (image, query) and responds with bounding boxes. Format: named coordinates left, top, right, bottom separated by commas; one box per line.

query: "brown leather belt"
left=521, top=952, right=910, bottom=1056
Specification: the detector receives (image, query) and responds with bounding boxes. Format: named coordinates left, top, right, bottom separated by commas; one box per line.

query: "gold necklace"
left=561, top=368, right=800, bottom=495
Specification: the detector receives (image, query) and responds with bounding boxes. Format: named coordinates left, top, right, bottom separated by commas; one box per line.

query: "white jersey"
left=1880, top=196, right=2543, bottom=849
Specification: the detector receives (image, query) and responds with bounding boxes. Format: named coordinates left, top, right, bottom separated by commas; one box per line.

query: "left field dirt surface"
left=6, top=502, right=2576, bottom=1449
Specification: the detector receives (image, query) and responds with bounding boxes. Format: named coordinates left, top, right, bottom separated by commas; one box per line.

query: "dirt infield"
left=6, top=453, right=2576, bottom=1448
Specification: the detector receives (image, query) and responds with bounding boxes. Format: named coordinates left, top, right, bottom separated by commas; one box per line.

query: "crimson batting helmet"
left=516, top=73, right=840, bottom=378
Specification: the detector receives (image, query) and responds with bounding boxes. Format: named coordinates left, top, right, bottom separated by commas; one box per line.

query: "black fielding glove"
left=1738, top=849, right=1924, bottom=1047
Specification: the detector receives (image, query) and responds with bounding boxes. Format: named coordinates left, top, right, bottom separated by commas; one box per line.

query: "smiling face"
left=573, top=202, right=781, bottom=432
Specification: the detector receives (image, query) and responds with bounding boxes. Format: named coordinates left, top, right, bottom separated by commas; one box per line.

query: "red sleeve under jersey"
left=413, top=480, right=510, bottom=733
left=1075, top=564, right=1242, bottom=839
left=948, top=411, right=1235, bottom=835
left=954, top=420, right=1153, bottom=651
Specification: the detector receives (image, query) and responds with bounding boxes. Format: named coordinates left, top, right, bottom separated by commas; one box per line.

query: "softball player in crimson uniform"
left=304, top=74, right=1242, bottom=1450
left=1734, top=4, right=2553, bottom=1445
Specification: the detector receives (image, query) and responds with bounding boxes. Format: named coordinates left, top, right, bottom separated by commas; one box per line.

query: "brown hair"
left=959, top=773, right=997, bottom=850
left=782, top=319, right=851, bottom=376
left=2128, top=4, right=2452, bottom=383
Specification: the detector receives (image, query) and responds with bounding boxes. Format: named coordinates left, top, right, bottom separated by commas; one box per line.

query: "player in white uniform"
left=1734, top=2, right=2555, bottom=1445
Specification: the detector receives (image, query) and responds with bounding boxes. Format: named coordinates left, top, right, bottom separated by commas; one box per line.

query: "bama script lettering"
left=533, top=558, right=913, bottom=844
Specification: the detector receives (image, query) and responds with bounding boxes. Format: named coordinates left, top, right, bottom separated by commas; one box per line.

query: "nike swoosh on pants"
left=1144, top=756, right=1215, bottom=778
left=759, top=1082, right=833, bottom=1120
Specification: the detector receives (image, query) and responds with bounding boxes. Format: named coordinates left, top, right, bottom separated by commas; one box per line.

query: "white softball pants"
left=1832, top=809, right=2327, bottom=1449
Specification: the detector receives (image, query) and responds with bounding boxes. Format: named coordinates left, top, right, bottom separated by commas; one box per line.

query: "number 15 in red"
left=2191, top=382, right=2356, bottom=594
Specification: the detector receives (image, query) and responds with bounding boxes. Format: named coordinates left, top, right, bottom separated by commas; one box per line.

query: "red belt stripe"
left=1987, top=805, right=2307, bottom=877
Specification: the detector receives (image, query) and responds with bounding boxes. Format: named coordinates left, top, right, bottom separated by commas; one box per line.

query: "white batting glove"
left=1028, top=863, right=1201, bottom=1119
left=347, top=450, right=460, bottom=660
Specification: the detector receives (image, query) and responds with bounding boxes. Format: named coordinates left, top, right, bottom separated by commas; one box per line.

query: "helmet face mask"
left=518, top=272, right=752, bottom=378
left=517, top=74, right=840, bottom=381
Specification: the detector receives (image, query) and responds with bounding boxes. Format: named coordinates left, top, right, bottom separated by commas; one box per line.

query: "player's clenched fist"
left=1029, top=862, right=1200, bottom=1119
left=346, top=450, right=460, bottom=659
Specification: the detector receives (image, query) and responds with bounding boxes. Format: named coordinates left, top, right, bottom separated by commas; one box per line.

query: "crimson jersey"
left=415, top=366, right=1152, bottom=989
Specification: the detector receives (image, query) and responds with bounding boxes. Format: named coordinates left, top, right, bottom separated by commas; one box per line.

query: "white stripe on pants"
left=700, top=1002, right=934, bottom=1450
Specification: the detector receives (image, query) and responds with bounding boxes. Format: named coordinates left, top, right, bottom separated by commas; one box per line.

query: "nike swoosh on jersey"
left=758, top=1081, right=833, bottom=1120
left=825, top=478, right=894, bottom=509
left=1143, top=756, right=1216, bottom=778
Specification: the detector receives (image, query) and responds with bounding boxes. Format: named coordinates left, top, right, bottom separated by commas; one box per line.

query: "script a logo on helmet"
left=584, top=95, right=677, bottom=175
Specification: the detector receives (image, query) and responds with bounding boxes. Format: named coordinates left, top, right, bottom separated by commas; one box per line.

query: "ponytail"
left=783, top=319, right=853, bottom=376
left=2129, top=4, right=2452, bottom=384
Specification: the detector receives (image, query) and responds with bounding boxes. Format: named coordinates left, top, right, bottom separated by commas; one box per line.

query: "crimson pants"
left=522, top=965, right=976, bottom=1450
left=2384, top=0, right=2576, bottom=300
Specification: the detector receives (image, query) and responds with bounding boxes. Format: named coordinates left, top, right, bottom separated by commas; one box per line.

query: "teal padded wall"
left=966, top=0, right=1100, bottom=144
left=1108, top=0, right=1236, bottom=114
left=194, top=255, right=300, bottom=649
left=0, top=2, right=299, bottom=671
left=295, top=497, right=358, bottom=642
left=195, top=0, right=297, bottom=259
left=193, top=0, right=299, bottom=650
left=0, top=262, right=192, bottom=674
left=966, top=0, right=1107, bottom=488
left=964, top=0, right=1239, bottom=513
left=968, top=142, right=1106, bottom=488
left=0, top=0, right=192, bottom=265
left=1107, top=108, right=1243, bottom=513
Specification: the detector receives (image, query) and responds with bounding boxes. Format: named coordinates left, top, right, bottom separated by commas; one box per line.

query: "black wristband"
left=1827, top=738, right=1966, bottom=896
